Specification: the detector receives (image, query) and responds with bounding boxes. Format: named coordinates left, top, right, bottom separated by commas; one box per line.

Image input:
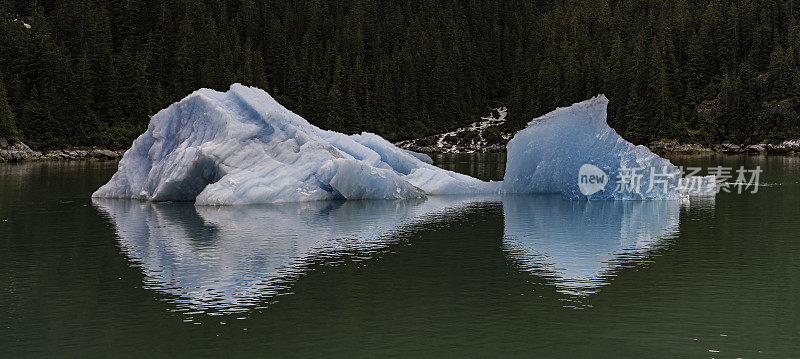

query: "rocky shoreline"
left=398, top=138, right=800, bottom=156
left=3, top=136, right=800, bottom=163
left=394, top=107, right=800, bottom=156
left=647, top=139, right=800, bottom=155
left=398, top=141, right=509, bottom=154
left=0, top=138, right=124, bottom=162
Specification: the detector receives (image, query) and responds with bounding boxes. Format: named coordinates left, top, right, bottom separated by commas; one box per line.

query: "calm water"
left=1, top=154, right=799, bottom=358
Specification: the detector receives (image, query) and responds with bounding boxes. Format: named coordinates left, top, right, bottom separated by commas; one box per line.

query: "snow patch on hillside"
left=12, top=16, right=31, bottom=29
left=396, top=107, right=513, bottom=153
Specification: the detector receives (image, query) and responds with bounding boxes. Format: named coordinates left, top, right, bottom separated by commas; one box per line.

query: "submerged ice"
left=93, top=85, right=686, bottom=203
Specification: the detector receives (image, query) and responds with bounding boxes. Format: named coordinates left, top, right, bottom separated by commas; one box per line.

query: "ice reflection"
left=93, top=196, right=495, bottom=315
left=96, top=193, right=703, bottom=315
left=502, top=195, right=684, bottom=296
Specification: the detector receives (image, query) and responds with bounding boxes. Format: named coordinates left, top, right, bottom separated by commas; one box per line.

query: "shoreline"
left=0, top=140, right=124, bottom=163
left=3, top=140, right=799, bottom=163
left=400, top=139, right=800, bottom=156
left=646, top=140, right=800, bottom=156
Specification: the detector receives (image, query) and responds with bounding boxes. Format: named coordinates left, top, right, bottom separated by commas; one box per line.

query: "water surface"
left=1, top=155, right=799, bottom=357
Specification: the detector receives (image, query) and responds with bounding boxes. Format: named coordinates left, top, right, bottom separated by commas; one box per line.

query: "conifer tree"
left=0, top=71, right=21, bottom=143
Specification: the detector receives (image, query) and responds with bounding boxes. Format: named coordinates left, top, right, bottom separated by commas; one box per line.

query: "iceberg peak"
left=525, top=94, right=609, bottom=129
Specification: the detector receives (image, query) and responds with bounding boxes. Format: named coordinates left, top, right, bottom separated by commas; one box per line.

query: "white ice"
left=94, top=86, right=690, bottom=204
left=93, top=84, right=498, bottom=205
left=503, top=95, right=683, bottom=199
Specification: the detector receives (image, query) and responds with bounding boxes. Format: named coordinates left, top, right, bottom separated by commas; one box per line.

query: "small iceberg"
left=93, top=84, right=693, bottom=204
left=503, top=95, right=682, bottom=199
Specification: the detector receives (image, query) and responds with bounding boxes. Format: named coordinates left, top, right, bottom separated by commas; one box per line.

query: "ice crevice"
left=93, top=84, right=695, bottom=204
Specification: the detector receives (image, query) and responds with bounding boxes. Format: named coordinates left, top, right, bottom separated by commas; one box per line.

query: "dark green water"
left=1, top=154, right=799, bottom=358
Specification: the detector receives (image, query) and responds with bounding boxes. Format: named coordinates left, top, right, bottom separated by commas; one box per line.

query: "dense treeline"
left=0, top=0, right=798, bottom=149
left=505, top=0, right=800, bottom=145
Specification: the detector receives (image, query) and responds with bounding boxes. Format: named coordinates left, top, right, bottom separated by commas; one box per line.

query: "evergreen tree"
left=0, top=70, right=21, bottom=143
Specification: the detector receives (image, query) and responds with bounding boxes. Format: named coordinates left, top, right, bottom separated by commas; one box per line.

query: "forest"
left=1, top=0, right=799, bottom=149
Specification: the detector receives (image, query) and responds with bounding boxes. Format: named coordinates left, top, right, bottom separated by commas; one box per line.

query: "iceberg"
left=94, top=86, right=688, bottom=203
left=93, top=84, right=498, bottom=204
left=503, top=95, right=681, bottom=199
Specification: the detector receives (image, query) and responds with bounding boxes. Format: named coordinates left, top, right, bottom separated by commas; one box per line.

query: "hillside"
left=1, top=0, right=799, bottom=150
